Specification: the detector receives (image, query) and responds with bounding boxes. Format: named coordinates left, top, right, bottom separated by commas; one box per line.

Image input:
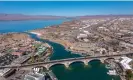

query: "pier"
left=47, top=70, right=58, bottom=80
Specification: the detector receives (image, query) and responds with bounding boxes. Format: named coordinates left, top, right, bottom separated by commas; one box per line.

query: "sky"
left=0, top=1, right=133, bottom=16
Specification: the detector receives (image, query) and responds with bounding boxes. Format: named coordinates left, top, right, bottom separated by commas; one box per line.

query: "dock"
left=47, top=70, right=58, bottom=80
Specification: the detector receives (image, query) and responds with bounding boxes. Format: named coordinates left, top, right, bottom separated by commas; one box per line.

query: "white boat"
left=106, top=65, right=111, bottom=69
left=107, top=70, right=117, bottom=75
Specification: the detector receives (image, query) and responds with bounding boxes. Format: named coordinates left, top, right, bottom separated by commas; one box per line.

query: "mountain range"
left=0, top=14, right=68, bottom=21
left=0, top=13, right=133, bottom=21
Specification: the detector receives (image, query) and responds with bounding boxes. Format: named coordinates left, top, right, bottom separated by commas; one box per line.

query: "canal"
left=28, top=33, right=120, bottom=80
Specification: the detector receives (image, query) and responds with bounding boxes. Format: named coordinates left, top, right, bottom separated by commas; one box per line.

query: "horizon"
left=0, top=1, right=133, bottom=16
left=0, top=13, right=133, bottom=17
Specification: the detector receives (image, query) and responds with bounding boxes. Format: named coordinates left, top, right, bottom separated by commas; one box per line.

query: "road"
left=0, top=53, right=132, bottom=69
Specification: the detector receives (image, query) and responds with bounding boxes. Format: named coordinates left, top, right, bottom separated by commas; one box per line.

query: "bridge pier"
left=64, top=62, right=71, bottom=68
left=1, top=55, right=125, bottom=70
left=83, top=60, right=88, bottom=65
left=100, top=59, right=105, bottom=63
left=44, top=65, right=50, bottom=70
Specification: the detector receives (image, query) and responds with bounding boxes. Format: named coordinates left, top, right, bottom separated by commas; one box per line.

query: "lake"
left=0, top=19, right=120, bottom=80
left=0, top=19, right=70, bottom=33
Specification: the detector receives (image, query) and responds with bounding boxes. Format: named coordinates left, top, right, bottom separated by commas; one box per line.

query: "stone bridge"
left=44, top=58, right=105, bottom=70
left=0, top=55, right=122, bottom=70
left=42, top=56, right=120, bottom=70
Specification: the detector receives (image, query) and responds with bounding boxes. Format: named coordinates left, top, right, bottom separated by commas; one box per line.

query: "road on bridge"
left=0, top=53, right=132, bottom=69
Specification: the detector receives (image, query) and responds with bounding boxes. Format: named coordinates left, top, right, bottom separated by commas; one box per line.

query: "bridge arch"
left=105, top=57, right=115, bottom=60
left=49, top=63, right=66, bottom=69
left=88, top=58, right=102, bottom=63
left=69, top=61, right=85, bottom=66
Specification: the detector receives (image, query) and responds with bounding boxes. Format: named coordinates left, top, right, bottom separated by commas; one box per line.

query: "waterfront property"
left=24, top=67, right=57, bottom=80
left=35, top=45, right=48, bottom=56
left=120, top=57, right=132, bottom=70
left=24, top=72, right=45, bottom=80
left=1, top=53, right=133, bottom=80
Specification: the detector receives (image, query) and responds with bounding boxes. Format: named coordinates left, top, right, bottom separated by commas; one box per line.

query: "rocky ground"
left=32, top=17, right=133, bottom=56
left=0, top=33, right=35, bottom=55
left=0, top=33, right=53, bottom=66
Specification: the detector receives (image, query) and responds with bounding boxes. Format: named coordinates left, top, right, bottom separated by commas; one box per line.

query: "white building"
left=107, top=70, right=117, bottom=75
left=24, top=72, right=45, bottom=80
left=83, top=30, right=91, bottom=35
left=77, top=33, right=88, bottom=39
left=120, top=57, right=132, bottom=70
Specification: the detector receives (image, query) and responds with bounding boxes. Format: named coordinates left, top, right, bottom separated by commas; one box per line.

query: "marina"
left=107, top=70, right=118, bottom=76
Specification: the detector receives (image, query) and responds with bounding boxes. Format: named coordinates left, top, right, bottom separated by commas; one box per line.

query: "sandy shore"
left=30, top=32, right=42, bottom=36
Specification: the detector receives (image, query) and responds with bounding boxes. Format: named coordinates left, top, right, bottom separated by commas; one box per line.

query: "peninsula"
left=31, top=16, right=133, bottom=56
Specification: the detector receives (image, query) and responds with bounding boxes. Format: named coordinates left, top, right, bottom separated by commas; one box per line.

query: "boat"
left=106, top=64, right=111, bottom=69
left=107, top=70, right=117, bottom=75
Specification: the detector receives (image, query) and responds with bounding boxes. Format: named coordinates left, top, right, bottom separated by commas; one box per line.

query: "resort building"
left=120, top=57, right=132, bottom=70
left=35, top=45, right=48, bottom=56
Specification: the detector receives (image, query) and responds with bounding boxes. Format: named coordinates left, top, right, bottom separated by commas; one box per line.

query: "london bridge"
left=0, top=53, right=132, bottom=70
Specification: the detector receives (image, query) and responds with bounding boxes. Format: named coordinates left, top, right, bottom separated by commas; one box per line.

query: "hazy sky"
left=0, top=1, right=133, bottom=16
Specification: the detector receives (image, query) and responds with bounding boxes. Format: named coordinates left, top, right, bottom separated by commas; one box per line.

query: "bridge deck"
left=0, top=54, right=128, bottom=69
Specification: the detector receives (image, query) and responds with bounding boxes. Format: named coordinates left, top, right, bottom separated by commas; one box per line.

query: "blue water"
left=0, top=19, right=70, bottom=33
left=28, top=33, right=81, bottom=60
left=0, top=20, right=120, bottom=80
left=29, top=33, right=120, bottom=80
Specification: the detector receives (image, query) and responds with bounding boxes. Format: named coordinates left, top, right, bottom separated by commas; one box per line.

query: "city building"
left=120, top=57, right=132, bottom=70
left=35, top=45, right=48, bottom=56
left=0, top=68, right=16, bottom=78
left=24, top=72, right=45, bottom=80
left=77, top=33, right=88, bottom=39
left=12, top=54, right=31, bottom=64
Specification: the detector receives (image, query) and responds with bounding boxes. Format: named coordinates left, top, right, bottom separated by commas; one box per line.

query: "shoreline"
left=27, top=19, right=91, bottom=56
left=40, top=38, right=85, bottom=56
left=30, top=31, right=42, bottom=36
left=28, top=31, right=84, bottom=56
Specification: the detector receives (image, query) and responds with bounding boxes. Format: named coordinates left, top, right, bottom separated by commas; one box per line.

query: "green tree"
left=126, top=70, right=133, bottom=80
